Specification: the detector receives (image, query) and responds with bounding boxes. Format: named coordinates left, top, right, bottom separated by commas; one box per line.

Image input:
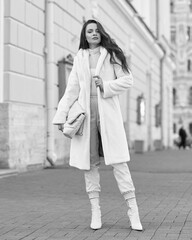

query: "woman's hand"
left=93, top=75, right=104, bottom=92
left=58, top=124, right=64, bottom=132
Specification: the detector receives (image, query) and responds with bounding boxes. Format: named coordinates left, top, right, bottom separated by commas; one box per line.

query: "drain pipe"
left=160, top=50, right=166, bottom=149
left=156, top=0, right=166, bottom=149
left=0, top=0, right=4, bottom=103
left=156, top=0, right=159, bottom=39
left=45, top=0, right=57, bottom=166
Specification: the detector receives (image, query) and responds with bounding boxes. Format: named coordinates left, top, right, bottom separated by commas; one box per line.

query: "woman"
left=53, top=19, right=143, bottom=231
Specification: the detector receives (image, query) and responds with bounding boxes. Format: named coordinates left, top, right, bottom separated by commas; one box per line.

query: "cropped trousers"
left=84, top=96, right=135, bottom=200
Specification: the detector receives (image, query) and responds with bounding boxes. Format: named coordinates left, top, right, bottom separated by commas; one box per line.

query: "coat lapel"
left=82, top=49, right=90, bottom=81
left=95, top=47, right=108, bottom=76
left=76, top=49, right=90, bottom=83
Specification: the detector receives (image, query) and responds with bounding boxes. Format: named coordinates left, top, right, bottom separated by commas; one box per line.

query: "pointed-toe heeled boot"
left=126, top=198, right=143, bottom=231
left=90, top=198, right=102, bottom=230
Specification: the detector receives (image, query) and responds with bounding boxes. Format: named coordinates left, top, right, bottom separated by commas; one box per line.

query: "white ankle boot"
left=126, top=198, right=143, bottom=231
left=90, top=198, right=102, bottom=230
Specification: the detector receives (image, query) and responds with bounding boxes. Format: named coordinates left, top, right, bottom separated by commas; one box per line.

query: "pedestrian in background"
left=53, top=19, right=143, bottom=231
left=178, top=126, right=187, bottom=149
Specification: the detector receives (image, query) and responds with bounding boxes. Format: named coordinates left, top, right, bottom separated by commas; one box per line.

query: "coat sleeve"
left=52, top=57, right=80, bottom=125
left=102, top=58, right=133, bottom=99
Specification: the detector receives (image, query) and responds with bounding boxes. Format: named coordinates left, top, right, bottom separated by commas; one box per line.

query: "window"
left=173, top=88, right=177, bottom=106
left=173, top=123, right=177, bottom=134
left=190, top=0, right=192, bottom=12
left=171, top=27, right=176, bottom=43
left=136, top=94, right=145, bottom=125
left=57, top=54, right=73, bottom=101
left=187, top=26, right=190, bottom=41
left=155, top=103, right=161, bottom=127
left=178, top=24, right=185, bottom=45
left=189, top=123, right=192, bottom=135
left=187, top=26, right=192, bottom=41
left=170, top=0, right=174, bottom=13
left=189, top=86, right=192, bottom=105
left=187, top=59, right=192, bottom=72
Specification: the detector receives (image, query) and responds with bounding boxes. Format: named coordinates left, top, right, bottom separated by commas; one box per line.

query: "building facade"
left=0, top=0, right=174, bottom=170
left=171, top=0, right=192, bottom=137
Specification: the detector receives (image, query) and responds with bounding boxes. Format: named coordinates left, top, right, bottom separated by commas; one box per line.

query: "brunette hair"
left=79, top=19, right=129, bottom=73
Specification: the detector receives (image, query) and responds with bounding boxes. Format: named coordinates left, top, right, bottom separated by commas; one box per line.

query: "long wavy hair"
left=79, top=19, right=129, bottom=73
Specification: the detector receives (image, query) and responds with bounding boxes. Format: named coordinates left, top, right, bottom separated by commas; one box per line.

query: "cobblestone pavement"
left=0, top=149, right=192, bottom=240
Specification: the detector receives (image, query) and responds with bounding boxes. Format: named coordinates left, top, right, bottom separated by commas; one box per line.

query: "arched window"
left=187, top=59, right=191, bottom=71
left=189, top=86, right=192, bottom=105
left=189, top=123, right=192, bottom=135
left=155, top=103, right=161, bottom=127
left=190, top=0, right=192, bottom=12
left=173, top=123, right=177, bottom=134
left=171, top=26, right=176, bottom=43
left=170, top=0, right=174, bottom=13
left=187, top=26, right=192, bottom=41
left=136, top=94, right=145, bottom=125
left=173, top=88, right=177, bottom=106
left=57, top=54, right=73, bottom=101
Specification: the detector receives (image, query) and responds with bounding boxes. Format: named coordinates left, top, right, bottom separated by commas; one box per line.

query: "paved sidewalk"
left=0, top=149, right=192, bottom=240
left=0, top=169, right=18, bottom=179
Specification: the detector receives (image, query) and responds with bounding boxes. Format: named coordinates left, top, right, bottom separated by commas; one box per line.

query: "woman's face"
left=85, top=23, right=101, bottom=48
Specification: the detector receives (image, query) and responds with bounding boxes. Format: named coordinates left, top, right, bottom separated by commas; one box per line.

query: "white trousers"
left=84, top=162, right=135, bottom=200
left=87, top=97, right=135, bottom=200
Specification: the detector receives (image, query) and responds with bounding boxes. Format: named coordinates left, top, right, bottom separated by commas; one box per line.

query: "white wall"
left=4, top=0, right=45, bottom=105
left=2, top=0, right=46, bottom=170
left=159, top=0, right=171, bottom=41
left=132, top=0, right=154, bottom=34
left=0, top=0, right=4, bottom=102
left=129, top=0, right=171, bottom=41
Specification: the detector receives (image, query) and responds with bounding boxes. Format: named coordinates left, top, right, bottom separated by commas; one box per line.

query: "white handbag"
left=63, top=101, right=86, bottom=139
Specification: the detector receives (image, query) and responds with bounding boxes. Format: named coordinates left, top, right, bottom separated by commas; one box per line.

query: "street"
left=0, top=149, right=192, bottom=240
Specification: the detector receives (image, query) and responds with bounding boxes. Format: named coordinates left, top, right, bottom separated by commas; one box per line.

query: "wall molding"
left=111, top=0, right=164, bottom=58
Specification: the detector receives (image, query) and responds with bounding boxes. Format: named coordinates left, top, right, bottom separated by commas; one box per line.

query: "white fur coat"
left=53, top=47, right=133, bottom=170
